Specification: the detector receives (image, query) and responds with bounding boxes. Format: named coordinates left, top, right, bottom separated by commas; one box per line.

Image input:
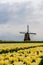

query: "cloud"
left=0, top=2, right=34, bottom=24
left=0, top=0, right=43, bottom=41
left=0, top=0, right=31, bottom=4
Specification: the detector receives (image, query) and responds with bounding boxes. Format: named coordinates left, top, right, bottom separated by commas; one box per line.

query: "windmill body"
left=24, top=32, right=30, bottom=41
left=20, top=25, right=36, bottom=41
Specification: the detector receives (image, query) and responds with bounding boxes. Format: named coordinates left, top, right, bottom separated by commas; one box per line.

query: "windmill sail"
left=20, top=32, right=25, bottom=34
left=27, top=25, right=29, bottom=33
left=29, top=33, right=36, bottom=34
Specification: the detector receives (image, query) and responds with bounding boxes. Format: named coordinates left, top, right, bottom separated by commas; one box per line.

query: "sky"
left=0, top=0, right=43, bottom=41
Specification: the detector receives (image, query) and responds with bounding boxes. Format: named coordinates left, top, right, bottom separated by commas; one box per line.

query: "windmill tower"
left=20, top=25, right=36, bottom=41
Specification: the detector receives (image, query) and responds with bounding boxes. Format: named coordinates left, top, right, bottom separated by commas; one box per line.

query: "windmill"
left=20, top=25, right=36, bottom=41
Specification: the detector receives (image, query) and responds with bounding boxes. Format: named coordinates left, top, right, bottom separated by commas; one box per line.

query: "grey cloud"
left=0, top=1, right=35, bottom=25
left=0, top=34, right=24, bottom=41
left=0, top=3, right=10, bottom=24
left=0, top=1, right=43, bottom=41
left=38, top=1, right=43, bottom=11
left=0, top=1, right=41, bottom=25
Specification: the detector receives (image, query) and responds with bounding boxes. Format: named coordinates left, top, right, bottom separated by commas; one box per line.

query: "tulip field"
left=0, top=43, right=43, bottom=65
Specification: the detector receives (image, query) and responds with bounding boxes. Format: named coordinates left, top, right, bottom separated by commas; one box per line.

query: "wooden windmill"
left=20, top=25, right=36, bottom=41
